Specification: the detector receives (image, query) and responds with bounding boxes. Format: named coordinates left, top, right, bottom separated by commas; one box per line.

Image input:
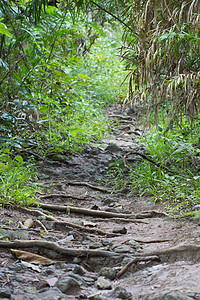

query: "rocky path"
left=1, top=106, right=200, bottom=300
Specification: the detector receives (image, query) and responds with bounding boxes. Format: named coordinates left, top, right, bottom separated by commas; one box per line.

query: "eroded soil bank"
left=1, top=105, right=200, bottom=300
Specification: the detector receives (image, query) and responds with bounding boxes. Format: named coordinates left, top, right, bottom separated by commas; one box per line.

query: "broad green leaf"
left=15, top=155, right=24, bottom=163
left=0, top=23, right=13, bottom=38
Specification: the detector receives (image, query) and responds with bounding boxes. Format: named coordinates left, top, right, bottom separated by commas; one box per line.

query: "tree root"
left=16, top=206, right=118, bottom=237
left=117, top=255, right=160, bottom=278
left=65, top=180, right=112, bottom=193
left=39, top=193, right=89, bottom=201
left=32, top=202, right=167, bottom=219
left=123, top=151, right=179, bottom=175
left=140, top=244, right=200, bottom=258
left=0, top=240, right=119, bottom=258
left=94, top=218, right=149, bottom=224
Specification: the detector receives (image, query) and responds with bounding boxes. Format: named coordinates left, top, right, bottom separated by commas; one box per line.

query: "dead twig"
left=117, top=255, right=160, bottom=278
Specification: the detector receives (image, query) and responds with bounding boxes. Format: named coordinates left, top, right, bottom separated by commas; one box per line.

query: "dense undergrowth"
left=107, top=114, right=200, bottom=218
left=0, top=6, right=127, bottom=206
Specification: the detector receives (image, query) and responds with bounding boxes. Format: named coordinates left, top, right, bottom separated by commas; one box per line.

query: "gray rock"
left=100, top=267, right=116, bottom=280
left=105, top=143, right=121, bottom=153
left=73, top=265, right=86, bottom=276
left=40, top=220, right=55, bottom=230
left=73, top=257, right=82, bottom=264
left=9, top=262, right=27, bottom=271
left=56, top=277, right=80, bottom=294
left=0, top=229, right=10, bottom=239
left=0, top=287, right=12, bottom=298
left=112, top=226, right=127, bottom=234
left=89, top=242, right=103, bottom=249
left=97, top=277, right=112, bottom=290
left=112, top=287, right=132, bottom=299
left=89, top=293, right=109, bottom=300
left=114, top=245, right=133, bottom=253
left=162, top=291, right=197, bottom=300
left=69, top=273, right=88, bottom=286
left=121, top=256, right=134, bottom=266
left=10, top=230, right=30, bottom=240
left=30, top=287, right=69, bottom=299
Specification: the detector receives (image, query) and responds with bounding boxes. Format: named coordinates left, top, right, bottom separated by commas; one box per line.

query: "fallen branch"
left=0, top=240, right=119, bottom=258
left=32, top=203, right=167, bottom=219
left=117, top=255, right=160, bottom=278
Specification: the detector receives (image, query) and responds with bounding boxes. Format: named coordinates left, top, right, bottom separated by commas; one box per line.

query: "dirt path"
left=1, top=106, right=200, bottom=300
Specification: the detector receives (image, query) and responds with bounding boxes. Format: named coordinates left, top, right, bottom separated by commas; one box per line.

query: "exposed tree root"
left=123, top=151, right=179, bottom=175
left=117, top=255, right=160, bottom=278
left=120, top=238, right=171, bottom=244
left=65, top=180, right=112, bottom=193
left=94, top=218, right=149, bottom=224
left=39, top=193, right=89, bottom=201
left=140, top=244, right=200, bottom=258
left=0, top=240, right=119, bottom=258
left=32, top=202, right=167, bottom=219
left=16, top=206, right=118, bottom=237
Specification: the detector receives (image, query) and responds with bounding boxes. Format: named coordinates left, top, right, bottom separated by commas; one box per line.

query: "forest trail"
left=1, top=105, right=200, bottom=300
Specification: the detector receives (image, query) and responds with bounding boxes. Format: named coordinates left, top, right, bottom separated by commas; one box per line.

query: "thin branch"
left=90, top=0, right=138, bottom=36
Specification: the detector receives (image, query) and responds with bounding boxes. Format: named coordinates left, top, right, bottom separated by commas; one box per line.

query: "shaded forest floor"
left=1, top=105, right=200, bottom=300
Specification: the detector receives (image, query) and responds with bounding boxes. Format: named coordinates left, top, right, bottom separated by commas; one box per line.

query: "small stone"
left=10, top=231, right=30, bottom=240
left=105, top=143, right=121, bottom=153
left=0, top=229, right=10, bottom=239
left=56, top=277, right=80, bottom=294
left=73, top=265, right=86, bottom=276
left=97, top=277, right=112, bottom=290
left=112, top=226, right=127, bottom=234
left=31, top=287, right=68, bottom=299
left=121, top=256, right=134, bottom=266
left=112, top=287, right=132, bottom=299
left=114, top=245, right=132, bottom=253
left=100, top=267, right=116, bottom=280
left=89, top=293, right=109, bottom=300
left=73, top=257, right=81, bottom=264
left=162, top=291, right=195, bottom=300
left=0, top=287, right=12, bottom=298
left=41, top=220, right=55, bottom=230
left=69, top=273, right=88, bottom=286
left=89, top=242, right=103, bottom=249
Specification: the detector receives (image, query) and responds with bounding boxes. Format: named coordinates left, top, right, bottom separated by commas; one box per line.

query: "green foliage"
left=0, top=2, right=126, bottom=153
left=0, top=20, right=13, bottom=37
left=107, top=117, right=200, bottom=216
left=120, top=0, right=200, bottom=124
left=0, top=149, right=38, bottom=206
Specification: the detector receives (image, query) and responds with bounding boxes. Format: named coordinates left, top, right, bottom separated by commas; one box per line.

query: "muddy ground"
left=1, top=106, right=200, bottom=300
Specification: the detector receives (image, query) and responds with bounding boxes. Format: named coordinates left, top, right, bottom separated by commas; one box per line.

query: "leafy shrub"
left=0, top=149, right=38, bottom=206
